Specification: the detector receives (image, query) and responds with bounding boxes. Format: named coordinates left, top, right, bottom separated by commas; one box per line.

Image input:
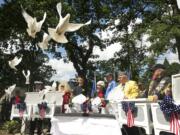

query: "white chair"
left=117, top=99, right=153, bottom=135
left=27, top=91, right=63, bottom=119
left=10, top=103, right=31, bottom=120
left=151, top=103, right=172, bottom=135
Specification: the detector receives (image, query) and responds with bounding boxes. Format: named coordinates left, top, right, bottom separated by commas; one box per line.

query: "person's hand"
left=153, top=95, right=158, bottom=102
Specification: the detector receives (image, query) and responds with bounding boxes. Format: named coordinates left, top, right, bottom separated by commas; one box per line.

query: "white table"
left=51, top=113, right=122, bottom=135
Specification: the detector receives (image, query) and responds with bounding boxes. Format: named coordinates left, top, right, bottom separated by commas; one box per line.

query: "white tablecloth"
left=51, top=115, right=121, bottom=135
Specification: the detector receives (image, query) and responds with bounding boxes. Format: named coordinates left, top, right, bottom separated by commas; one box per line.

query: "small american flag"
left=170, top=113, right=180, bottom=135
left=127, top=107, right=134, bottom=127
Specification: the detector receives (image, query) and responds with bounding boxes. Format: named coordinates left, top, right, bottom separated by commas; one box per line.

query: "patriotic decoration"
left=121, top=102, right=137, bottom=127
left=13, top=96, right=26, bottom=118
left=38, top=102, right=48, bottom=119
left=159, top=96, right=180, bottom=135
left=16, top=102, right=26, bottom=118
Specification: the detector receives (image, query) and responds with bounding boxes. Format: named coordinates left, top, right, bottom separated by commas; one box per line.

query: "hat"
left=118, top=71, right=127, bottom=76
left=34, top=81, right=43, bottom=84
left=151, top=64, right=166, bottom=71
left=97, top=81, right=105, bottom=87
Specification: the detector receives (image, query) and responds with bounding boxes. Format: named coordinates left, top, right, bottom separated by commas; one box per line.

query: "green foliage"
left=1, top=120, right=21, bottom=134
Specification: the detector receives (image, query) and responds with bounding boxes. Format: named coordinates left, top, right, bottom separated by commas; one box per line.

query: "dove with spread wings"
left=22, top=70, right=30, bottom=84
left=48, top=2, right=91, bottom=43
left=4, top=84, right=16, bottom=101
left=39, top=81, right=57, bottom=99
left=22, top=7, right=46, bottom=38
left=8, top=56, right=22, bottom=70
left=38, top=32, right=51, bottom=50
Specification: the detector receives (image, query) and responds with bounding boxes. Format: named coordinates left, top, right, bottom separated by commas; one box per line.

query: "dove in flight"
left=22, top=8, right=46, bottom=38
left=39, top=87, right=50, bottom=100
left=22, top=70, right=30, bottom=84
left=38, top=82, right=56, bottom=99
left=5, top=84, right=16, bottom=100
left=38, top=32, right=51, bottom=50
left=48, top=2, right=91, bottom=43
left=8, top=56, right=22, bottom=70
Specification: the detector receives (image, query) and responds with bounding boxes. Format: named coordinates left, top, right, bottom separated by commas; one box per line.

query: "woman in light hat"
left=96, top=80, right=106, bottom=107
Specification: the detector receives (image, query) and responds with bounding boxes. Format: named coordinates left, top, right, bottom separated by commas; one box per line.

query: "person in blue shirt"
left=104, top=73, right=117, bottom=99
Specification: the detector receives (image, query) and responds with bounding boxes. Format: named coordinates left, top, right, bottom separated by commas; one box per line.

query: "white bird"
left=39, top=87, right=51, bottom=100
left=22, top=70, right=30, bottom=84
left=177, top=0, right=180, bottom=9
left=4, top=84, right=16, bottom=98
left=48, top=2, right=91, bottom=43
left=38, top=32, right=51, bottom=50
left=39, top=82, right=57, bottom=99
left=8, top=56, right=22, bottom=70
left=22, top=8, right=46, bottom=38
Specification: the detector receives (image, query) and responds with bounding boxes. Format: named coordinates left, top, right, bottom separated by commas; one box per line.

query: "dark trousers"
left=121, top=125, right=146, bottom=135
left=30, top=119, right=43, bottom=135
left=29, top=118, right=51, bottom=135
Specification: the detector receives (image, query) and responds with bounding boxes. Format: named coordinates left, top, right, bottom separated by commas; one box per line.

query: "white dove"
left=177, top=0, right=180, bottom=9
left=38, top=32, right=51, bottom=50
left=22, top=8, right=46, bottom=38
left=4, top=84, right=16, bottom=100
left=39, top=86, right=51, bottom=99
left=22, top=70, right=30, bottom=84
left=48, top=2, right=91, bottom=43
left=8, top=56, right=22, bottom=70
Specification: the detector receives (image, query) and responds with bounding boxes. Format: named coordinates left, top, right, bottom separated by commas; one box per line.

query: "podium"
left=117, top=98, right=153, bottom=135
left=51, top=113, right=121, bottom=135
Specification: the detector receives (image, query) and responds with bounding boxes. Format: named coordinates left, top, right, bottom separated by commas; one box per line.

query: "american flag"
left=170, top=113, right=180, bottom=135
left=127, top=107, right=134, bottom=127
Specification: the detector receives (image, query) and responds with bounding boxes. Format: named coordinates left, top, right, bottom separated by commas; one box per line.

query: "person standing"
left=116, top=71, right=139, bottom=99
left=148, top=64, right=171, bottom=102
left=104, top=73, right=117, bottom=99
